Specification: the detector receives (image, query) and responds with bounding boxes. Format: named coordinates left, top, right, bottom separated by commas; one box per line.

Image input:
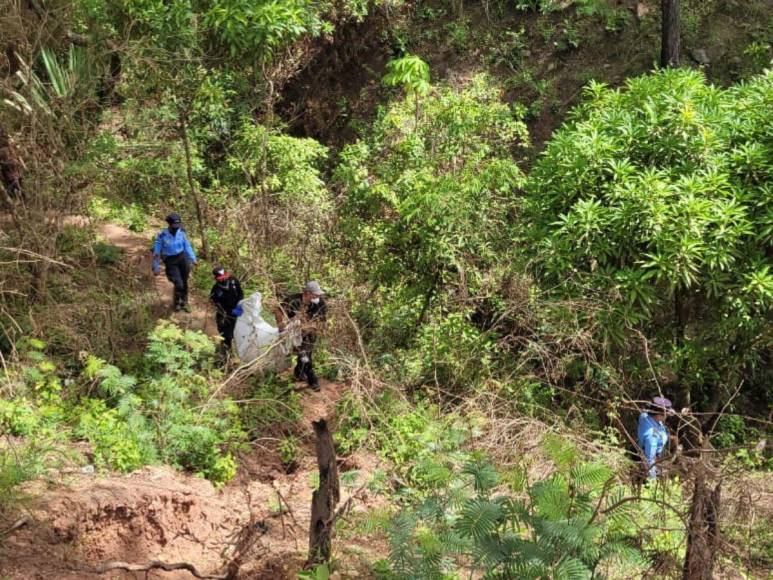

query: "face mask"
left=169, top=225, right=179, bottom=232
left=311, top=297, right=320, bottom=305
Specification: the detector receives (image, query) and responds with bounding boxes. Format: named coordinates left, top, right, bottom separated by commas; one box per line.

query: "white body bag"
left=233, top=292, right=298, bottom=371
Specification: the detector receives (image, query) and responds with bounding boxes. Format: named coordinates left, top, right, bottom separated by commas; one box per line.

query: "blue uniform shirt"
left=637, top=412, right=669, bottom=478
left=152, top=228, right=197, bottom=271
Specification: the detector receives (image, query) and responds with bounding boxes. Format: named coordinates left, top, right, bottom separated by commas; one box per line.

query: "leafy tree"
left=526, top=68, right=773, bottom=409
left=336, top=75, right=529, bottom=347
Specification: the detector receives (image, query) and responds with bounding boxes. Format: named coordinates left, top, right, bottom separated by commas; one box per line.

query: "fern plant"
left=382, top=444, right=649, bottom=579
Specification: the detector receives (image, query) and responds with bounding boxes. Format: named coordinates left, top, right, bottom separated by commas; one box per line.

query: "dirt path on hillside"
left=95, top=222, right=216, bottom=337
left=0, top=222, right=382, bottom=579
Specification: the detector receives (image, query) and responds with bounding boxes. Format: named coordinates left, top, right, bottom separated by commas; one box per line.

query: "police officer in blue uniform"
left=152, top=213, right=197, bottom=312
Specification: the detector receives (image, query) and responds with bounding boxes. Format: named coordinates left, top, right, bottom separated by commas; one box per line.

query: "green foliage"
left=382, top=448, right=649, bottom=579
left=297, top=563, right=330, bottom=580
left=336, top=392, right=477, bottom=489
left=575, top=0, right=631, bottom=32
left=88, top=196, right=150, bottom=232
left=92, top=242, right=123, bottom=265
left=0, top=440, right=58, bottom=514
left=204, top=0, right=325, bottom=59
left=75, top=398, right=153, bottom=472
left=382, top=55, right=431, bottom=96
left=240, top=373, right=302, bottom=439
left=515, top=0, right=561, bottom=14
left=337, top=75, right=528, bottom=353
left=527, top=69, right=773, bottom=401
left=279, top=435, right=300, bottom=466
left=2, top=322, right=244, bottom=485
left=6, top=44, right=99, bottom=121
left=399, top=312, right=497, bottom=390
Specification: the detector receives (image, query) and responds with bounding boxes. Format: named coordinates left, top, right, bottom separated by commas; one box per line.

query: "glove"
left=231, top=304, right=243, bottom=317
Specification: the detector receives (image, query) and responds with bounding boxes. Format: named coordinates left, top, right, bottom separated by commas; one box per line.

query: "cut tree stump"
left=306, top=419, right=340, bottom=568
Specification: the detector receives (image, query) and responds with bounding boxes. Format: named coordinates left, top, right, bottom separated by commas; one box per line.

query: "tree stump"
left=306, top=419, right=340, bottom=568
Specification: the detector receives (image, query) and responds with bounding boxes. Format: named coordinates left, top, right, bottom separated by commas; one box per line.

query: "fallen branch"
left=93, top=560, right=227, bottom=579
left=0, top=515, right=30, bottom=537
left=0, top=246, right=71, bottom=267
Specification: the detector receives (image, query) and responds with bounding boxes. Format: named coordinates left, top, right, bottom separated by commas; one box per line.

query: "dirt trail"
left=0, top=221, right=381, bottom=579
left=95, top=222, right=216, bottom=337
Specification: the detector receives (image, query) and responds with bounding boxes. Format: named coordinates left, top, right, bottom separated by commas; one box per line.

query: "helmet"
left=165, top=213, right=182, bottom=225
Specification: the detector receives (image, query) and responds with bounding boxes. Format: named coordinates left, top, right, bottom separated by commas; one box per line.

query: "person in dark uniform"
left=152, top=213, right=197, bottom=312
left=275, top=281, right=327, bottom=391
left=209, top=266, right=244, bottom=361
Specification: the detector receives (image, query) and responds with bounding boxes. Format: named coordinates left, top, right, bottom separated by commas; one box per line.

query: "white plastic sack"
left=234, top=292, right=292, bottom=370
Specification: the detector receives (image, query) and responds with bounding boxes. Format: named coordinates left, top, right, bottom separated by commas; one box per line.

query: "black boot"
left=306, top=361, right=320, bottom=392
left=180, top=289, right=191, bottom=312
left=173, top=290, right=182, bottom=312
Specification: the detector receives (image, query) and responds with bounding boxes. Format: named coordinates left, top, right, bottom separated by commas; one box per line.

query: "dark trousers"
left=216, top=313, right=236, bottom=350
left=164, top=252, right=190, bottom=307
left=294, top=344, right=319, bottom=388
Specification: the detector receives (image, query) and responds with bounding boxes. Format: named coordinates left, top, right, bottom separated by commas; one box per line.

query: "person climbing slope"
left=152, top=213, right=197, bottom=312
left=637, top=396, right=674, bottom=479
left=209, top=265, right=244, bottom=362
left=274, top=281, right=327, bottom=391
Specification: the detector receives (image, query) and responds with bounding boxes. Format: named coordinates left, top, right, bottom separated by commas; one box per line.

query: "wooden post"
left=661, top=0, right=681, bottom=68
left=306, top=419, right=340, bottom=567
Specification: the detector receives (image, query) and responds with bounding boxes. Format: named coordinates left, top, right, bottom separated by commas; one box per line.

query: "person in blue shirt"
left=152, top=213, right=197, bottom=312
left=637, top=396, right=673, bottom=479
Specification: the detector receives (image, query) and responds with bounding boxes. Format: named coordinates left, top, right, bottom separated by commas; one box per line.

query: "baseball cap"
left=651, top=396, right=674, bottom=415
left=304, top=281, right=325, bottom=296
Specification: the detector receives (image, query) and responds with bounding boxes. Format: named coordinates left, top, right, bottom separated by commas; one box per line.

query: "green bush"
left=336, top=392, right=474, bottom=489
left=0, top=398, right=40, bottom=437
left=337, top=74, right=528, bottom=358
left=75, top=399, right=152, bottom=473
left=382, top=445, right=649, bottom=578
left=92, top=242, right=123, bottom=265
left=3, top=322, right=245, bottom=485
left=526, top=69, right=773, bottom=405
left=0, top=441, right=55, bottom=514
left=399, top=311, right=497, bottom=391
left=240, top=373, right=302, bottom=439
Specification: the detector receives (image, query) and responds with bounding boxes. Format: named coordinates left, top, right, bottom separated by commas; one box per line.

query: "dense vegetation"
left=0, top=0, right=771, bottom=577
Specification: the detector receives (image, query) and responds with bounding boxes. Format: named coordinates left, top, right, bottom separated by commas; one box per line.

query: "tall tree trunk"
left=179, top=114, right=209, bottom=259
left=0, top=125, right=24, bottom=203
left=673, top=287, right=690, bottom=407
left=306, top=419, right=340, bottom=568
left=661, top=0, right=681, bottom=68
left=683, top=474, right=721, bottom=580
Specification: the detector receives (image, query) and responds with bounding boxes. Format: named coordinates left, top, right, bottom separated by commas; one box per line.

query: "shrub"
left=75, top=398, right=155, bottom=472
left=337, top=74, right=528, bottom=355
left=382, top=445, right=649, bottom=578
left=526, top=69, right=773, bottom=405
